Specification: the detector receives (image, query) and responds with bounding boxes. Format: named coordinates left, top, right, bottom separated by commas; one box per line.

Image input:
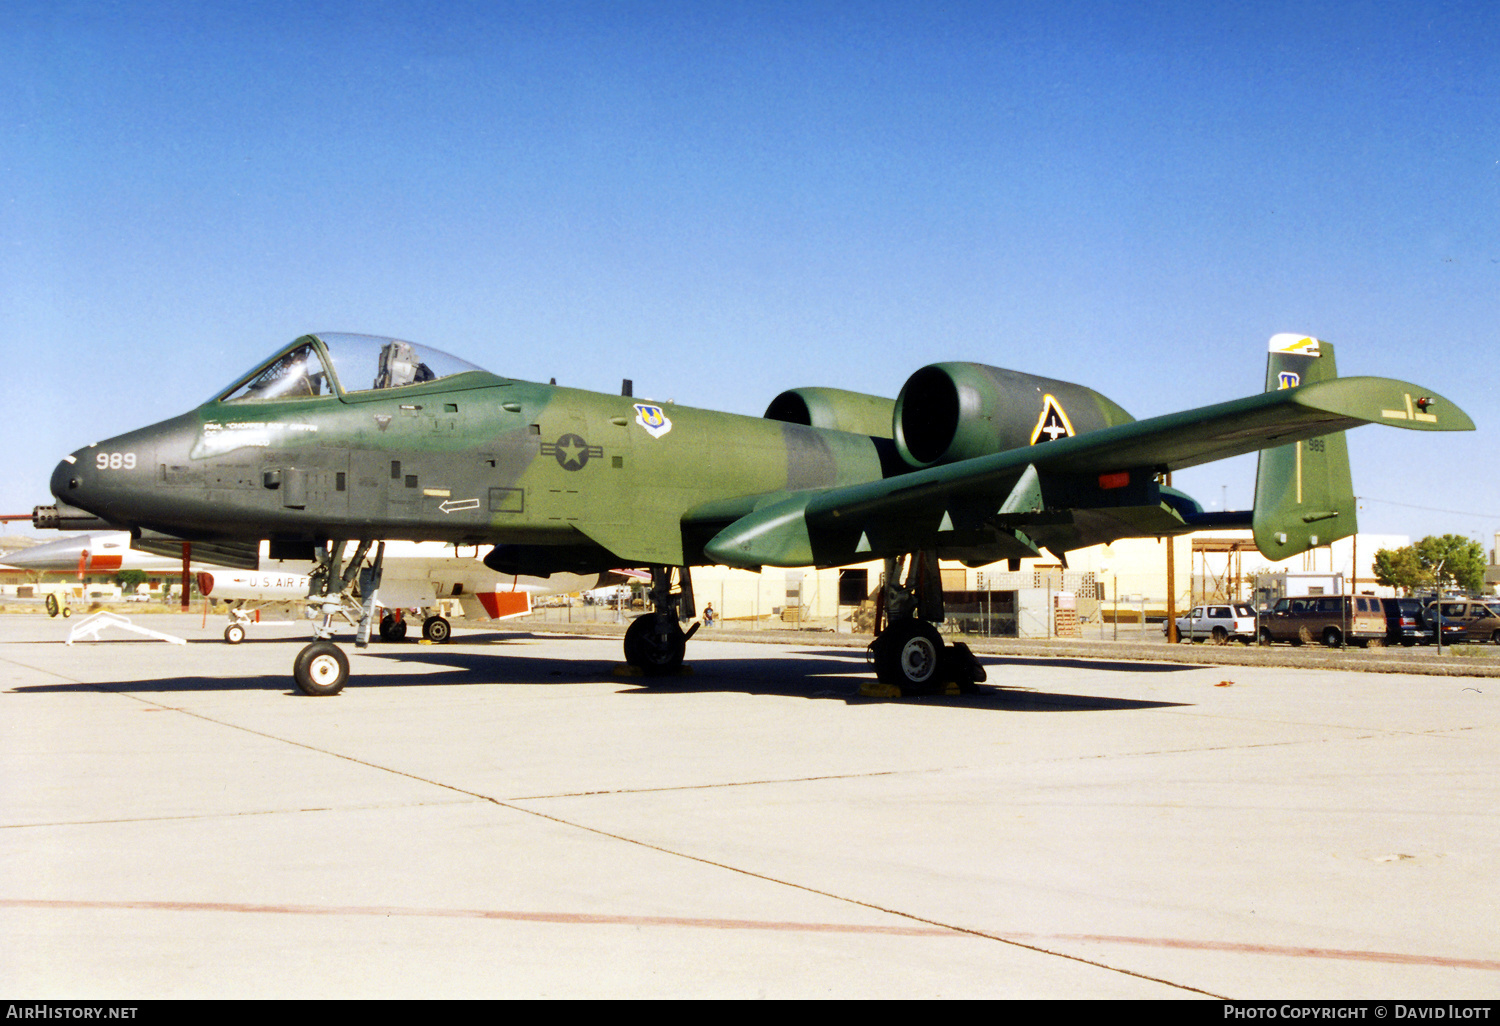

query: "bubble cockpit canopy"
left=216, top=333, right=486, bottom=403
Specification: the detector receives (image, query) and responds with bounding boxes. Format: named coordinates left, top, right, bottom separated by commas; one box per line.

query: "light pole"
left=1099, top=562, right=1114, bottom=641
left=1433, top=558, right=1446, bottom=657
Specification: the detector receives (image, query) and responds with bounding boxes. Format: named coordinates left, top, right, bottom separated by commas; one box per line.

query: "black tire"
left=293, top=641, right=348, bottom=696
left=422, top=615, right=451, bottom=644
left=872, top=618, right=945, bottom=691
left=224, top=623, right=246, bottom=645
left=1211, top=626, right=1228, bottom=645
left=624, top=614, right=686, bottom=675
left=45, top=593, right=61, bottom=618
left=1259, top=627, right=1273, bottom=646
left=941, top=641, right=987, bottom=690
left=1322, top=627, right=1342, bottom=649
left=379, top=614, right=407, bottom=642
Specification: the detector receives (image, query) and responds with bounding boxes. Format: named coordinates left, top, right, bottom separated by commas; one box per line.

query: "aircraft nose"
left=0, top=536, right=84, bottom=571
left=50, top=454, right=85, bottom=503
left=48, top=412, right=204, bottom=530
left=49, top=442, right=154, bottom=525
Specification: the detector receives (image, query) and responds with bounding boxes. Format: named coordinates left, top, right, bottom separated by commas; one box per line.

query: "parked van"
left=1258, top=595, right=1386, bottom=648
left=1380, top=597, right=1433, bottom=646
left=1426, top=600, right=1500, bottom=645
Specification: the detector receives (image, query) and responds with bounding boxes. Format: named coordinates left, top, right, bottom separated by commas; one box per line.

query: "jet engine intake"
left=892, top=362, right=1135, bottom=468
left=763, top=387, right=895, bottom=439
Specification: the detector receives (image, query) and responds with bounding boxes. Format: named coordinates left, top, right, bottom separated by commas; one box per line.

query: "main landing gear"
left=378, top=612, right=408, bottom=642
left=291, top=539, right=384, bottom=697
left=377, top=610, right=450, bottom=644
left=868, top=552, right=986, bottom=695
left=623, top=565, right=700, bottom=675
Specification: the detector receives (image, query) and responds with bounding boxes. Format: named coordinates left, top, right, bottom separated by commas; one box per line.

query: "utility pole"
left=1434, top=559, right=1446, bottom=657
left=1165, top=535, right=1177, bottom=644
left=1163, top=471, right=1177, bottom=644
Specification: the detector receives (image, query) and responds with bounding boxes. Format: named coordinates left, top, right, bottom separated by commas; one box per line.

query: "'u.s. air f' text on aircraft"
left=33, top=331, right=1472, bottom=695
left=0, top=531, right=625, bottom=643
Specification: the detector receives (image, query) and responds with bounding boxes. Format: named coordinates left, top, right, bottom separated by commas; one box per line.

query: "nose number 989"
left=95, top=452, right=136, bottom=470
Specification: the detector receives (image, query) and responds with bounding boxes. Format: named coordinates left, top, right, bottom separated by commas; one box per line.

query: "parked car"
left=1258, top=595, right=1387, bottom=647
left=1168, top=604, right=1258, bottom=644
left=1380, top=597, right=1434, bottom=646
left=1425, top=600, right=1500, bottom=644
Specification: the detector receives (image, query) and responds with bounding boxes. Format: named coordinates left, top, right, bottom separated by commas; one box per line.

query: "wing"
left=698, top=376, right=1473, bottom=569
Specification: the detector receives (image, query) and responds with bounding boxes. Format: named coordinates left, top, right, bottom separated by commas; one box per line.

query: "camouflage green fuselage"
left=66, top=369, right=890, bottom=574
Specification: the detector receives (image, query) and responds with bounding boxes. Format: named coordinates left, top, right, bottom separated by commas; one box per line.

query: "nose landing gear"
left=290, top=540, right=383, bottom=696
left=293, top=640, right=350, bottom=696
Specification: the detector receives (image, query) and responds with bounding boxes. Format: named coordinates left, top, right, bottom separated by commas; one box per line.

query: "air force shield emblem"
left=634, top=403, right=672, bottom=439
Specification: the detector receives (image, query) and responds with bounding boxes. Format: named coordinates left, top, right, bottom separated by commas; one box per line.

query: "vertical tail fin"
left=1252, top=335, right=1358, bottom=559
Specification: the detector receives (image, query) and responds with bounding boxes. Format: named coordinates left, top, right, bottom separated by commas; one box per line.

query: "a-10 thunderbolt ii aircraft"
left=34, top=331, right=1471, bottom=696
left=0, top=531, right=623, bottom=642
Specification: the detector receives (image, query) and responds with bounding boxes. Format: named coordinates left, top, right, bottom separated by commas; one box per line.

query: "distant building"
left=678, top=529, right=1410, bottom=636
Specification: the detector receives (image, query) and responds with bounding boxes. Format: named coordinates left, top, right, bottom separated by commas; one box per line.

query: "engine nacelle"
left=763, top=387, right=895, bottom=439
left=893, top=362, right=1135, bottom=467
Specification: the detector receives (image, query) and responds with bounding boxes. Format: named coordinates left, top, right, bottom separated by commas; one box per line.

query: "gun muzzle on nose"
left=32, top=502, right=116, bottom=532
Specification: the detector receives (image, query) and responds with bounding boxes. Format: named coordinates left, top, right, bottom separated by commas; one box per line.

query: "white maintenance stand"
left=66, top=611, right=187, bottom=646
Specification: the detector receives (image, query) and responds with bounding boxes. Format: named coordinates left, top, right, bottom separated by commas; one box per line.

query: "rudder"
left=1252, top=335, right=1357, bottom=560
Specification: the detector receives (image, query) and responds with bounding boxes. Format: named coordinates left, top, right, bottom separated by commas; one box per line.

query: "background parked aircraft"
left=1, top=532, right=627, bottom=643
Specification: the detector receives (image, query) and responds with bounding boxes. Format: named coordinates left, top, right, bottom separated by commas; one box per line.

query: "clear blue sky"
left=3, top=0, right=1496, bottom=550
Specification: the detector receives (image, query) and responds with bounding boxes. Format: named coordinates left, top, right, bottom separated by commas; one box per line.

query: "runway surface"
left=1, top=614, right=1496, bottom=999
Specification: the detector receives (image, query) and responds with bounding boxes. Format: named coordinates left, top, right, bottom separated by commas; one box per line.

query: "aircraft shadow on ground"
left=7, top=632, right=1190, bottom=712
left=787, top=647, right=1206, bottom=675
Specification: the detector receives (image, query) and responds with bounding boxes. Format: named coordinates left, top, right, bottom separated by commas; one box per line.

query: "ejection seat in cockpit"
left=374, top=340, right=436, bottom=390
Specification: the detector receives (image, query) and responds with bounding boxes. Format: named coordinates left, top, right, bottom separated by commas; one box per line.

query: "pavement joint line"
left=491, top=797, right=1227, bottom=999
left=0, top=798, right=484, bottom=831
left=0, top=897, right=971, bottom=938
left=27, top=679, right=1221, bottom=996
left=0, top=653, right=93, bottom=685
left=9, top=632, right=1491, bottom=994
left=491, top=797, right=1500, bottom=983
left=505, top=769, right=915, bottom=801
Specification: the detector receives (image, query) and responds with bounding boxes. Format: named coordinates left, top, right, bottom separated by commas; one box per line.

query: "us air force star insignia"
left=541, top=434, right=603, bottom=470
left=1029, top=394, right=1075, bottom=445
left=633, top=403, right=672, bottom=439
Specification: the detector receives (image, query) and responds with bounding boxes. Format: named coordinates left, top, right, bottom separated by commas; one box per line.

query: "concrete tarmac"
left=1, top=613, right=1496, bottom=999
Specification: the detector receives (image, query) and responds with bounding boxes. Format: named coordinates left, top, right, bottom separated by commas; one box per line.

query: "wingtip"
left=1296, top=377, right=1475, bottom=432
